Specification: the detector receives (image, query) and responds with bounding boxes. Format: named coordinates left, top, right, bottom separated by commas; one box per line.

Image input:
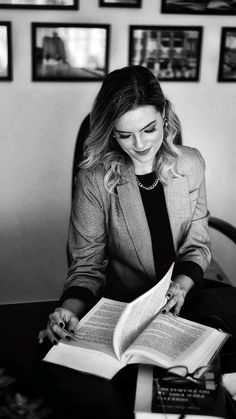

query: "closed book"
left=134, top=365, right=226, bottom=418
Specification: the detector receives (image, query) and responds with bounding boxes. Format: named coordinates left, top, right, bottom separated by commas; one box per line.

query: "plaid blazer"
left=65, top=145, right=211, bottom=302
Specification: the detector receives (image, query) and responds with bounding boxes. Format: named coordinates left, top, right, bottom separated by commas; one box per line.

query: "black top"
left=136, top=171, right=203, bottom=284
left=136, top=172, right=175, bottom=282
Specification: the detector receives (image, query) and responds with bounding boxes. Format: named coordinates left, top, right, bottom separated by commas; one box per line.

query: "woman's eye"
left=144, top=126, right=157, bottom=134
left=119, top=134, right=131, bottom=140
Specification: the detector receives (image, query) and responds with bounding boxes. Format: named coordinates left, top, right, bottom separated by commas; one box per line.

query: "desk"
left=0, top=301, right=137, bottom=419
left=0, top=284, right=236, bottom=419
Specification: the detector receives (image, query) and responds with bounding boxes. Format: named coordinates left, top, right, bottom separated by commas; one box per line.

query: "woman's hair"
left=80, top=65, right=181, bottom=193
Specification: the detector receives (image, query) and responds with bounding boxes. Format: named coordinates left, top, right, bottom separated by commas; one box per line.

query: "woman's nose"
left=133, top=133, right=144, bottom=149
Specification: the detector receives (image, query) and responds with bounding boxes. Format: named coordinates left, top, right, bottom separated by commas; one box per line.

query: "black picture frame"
left=0, top=0, right=78, bottom=10
left=0, top=21, right=12, bottom=81
left=32, top=23, right=110, bottom=82
left=129, top=25, right=203, bottom=82
left=161, top=0, right=236, bottom=15
left=218, top=27, right=236, bottom=82
left=99, top=0, right=141, bottom=7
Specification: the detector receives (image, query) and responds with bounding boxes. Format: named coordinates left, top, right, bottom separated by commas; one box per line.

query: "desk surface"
left=1, top=285, right=236, bottom=419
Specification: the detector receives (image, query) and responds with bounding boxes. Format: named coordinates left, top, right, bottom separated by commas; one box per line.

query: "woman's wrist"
left=173, top=274, right=194, bottom=296
left=61, top=298, right=86, bottom=318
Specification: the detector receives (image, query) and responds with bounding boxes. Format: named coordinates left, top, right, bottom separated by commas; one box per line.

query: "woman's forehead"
left=115, top=106, right=161, bottom=132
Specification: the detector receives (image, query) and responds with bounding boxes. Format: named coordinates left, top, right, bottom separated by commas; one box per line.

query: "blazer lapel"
left=164, top=175, right=190, bottom=252
left=117, top=168, right=156, bottom=280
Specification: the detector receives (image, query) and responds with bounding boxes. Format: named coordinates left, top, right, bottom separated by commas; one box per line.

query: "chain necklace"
left=135, top=175, right=159, bottom=190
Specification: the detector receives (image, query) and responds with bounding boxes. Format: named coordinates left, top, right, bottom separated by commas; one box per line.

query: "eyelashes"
left=144, top=125, right=157, bottom=134
left=117, top=125, right=158, bottom=140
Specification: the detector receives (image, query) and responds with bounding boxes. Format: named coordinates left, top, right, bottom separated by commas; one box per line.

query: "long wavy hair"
left=80, top=65, right=181, bottom=194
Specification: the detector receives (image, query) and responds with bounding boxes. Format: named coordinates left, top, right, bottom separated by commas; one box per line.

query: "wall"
left=0, top=0, right=236, bottom=304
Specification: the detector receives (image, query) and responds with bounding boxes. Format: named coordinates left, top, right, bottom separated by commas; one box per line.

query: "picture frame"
left=0, top=0, right=78, bottom=10
left=32, top=23, right=110, bottom=82
left=0, top=22, right=12, bottom=81
left=161, top=0, right=236, bottom=15
left=99, top=0, right=141, bottom=7
left=218, top=27, right=236, bottom=82
left=129, top=26, right=203, bottom=82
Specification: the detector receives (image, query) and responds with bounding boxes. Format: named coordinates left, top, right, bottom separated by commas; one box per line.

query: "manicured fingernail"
left=65, top=335, right=72, bottom=340
left=53, top=340, right=58, bottom=345
left=161, top=309, right=166, bottom=314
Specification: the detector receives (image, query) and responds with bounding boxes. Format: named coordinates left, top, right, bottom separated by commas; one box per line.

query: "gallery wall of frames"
left=0, top=0, right=236, bottom=83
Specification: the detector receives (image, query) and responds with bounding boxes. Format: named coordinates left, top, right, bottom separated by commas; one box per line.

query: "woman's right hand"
left=38, top=299, right=86, bottom=345
left=38, top=307, right=80, bottom=345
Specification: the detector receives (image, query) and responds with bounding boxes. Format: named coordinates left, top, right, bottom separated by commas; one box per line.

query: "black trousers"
left=181, top=280, right=236, bottom=374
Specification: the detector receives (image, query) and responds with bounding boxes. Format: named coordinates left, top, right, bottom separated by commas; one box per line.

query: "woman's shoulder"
left=175, top=145, right=205, bottom=175
left=77, top=164, right=105, bottom=183
left=75, top=165, right=107, bottom=200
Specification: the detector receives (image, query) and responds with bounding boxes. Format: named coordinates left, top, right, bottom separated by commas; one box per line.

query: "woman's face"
left=114, top=105, right=164, bottom=175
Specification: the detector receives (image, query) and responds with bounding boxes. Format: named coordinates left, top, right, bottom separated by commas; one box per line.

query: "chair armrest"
left=209, top=217, right=236, bottom=245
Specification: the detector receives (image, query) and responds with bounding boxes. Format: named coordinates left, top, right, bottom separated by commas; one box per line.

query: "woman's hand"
left=162, top=274, right=194, bottom=316
left=38, top=298, right=86, bottom=345
left=38, top=307, right=80, bottom=345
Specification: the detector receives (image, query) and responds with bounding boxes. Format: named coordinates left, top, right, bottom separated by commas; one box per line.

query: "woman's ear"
left=163, top=118, right=169, bottom=131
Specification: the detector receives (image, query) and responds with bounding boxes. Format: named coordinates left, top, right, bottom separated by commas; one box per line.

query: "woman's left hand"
left=162, top=274, right=194, bottom=316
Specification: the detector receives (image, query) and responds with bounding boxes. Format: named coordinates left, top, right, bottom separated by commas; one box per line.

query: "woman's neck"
left=134, top=163, right=155, bottom=175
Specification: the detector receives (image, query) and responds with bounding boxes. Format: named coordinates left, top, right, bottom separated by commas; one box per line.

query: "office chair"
left=71, top=114, right=236, bottom=286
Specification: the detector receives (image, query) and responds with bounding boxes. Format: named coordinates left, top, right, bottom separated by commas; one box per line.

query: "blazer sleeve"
left=174, top=148, right=211, bottom=280
left=63, top=168, right=109, bottom=301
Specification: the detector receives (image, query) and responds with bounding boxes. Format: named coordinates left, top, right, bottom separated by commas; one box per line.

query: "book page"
left=113, top=263, right=174, bottom=360
left=125, top=313, right=228, bottom=373
left=128, top=313, right=205, bottom=361
left=43, top=298, right=127, bottom=379
left=73, top=297, right=127, bottom=355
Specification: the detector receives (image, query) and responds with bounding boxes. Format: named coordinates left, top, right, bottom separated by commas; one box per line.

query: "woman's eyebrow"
left=114, top=119, right=157, bottom=134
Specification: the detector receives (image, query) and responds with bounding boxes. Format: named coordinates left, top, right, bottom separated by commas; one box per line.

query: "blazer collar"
left=117, top=164, right=156, bottom=280
left=163, top=175, right=190, bottom=252
left=117, top=164, right=190, bottom=278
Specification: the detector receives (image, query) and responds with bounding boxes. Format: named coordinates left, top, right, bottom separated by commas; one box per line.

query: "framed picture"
left=218, top=27, right=236, bottom=82
left=0, top=22, right=12, bottom=81
left=99, top=0, right=141, bottom=7
left=161, top=0, right=236, bottom=15
left=32, top=23, right=110, bottom=82
left=129, top=26, right=203, bottom=81
left=0, top=0, right=78, bottom=10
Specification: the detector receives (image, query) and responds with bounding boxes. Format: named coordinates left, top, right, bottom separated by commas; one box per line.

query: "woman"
left=39, top=65, right=211, bottom=344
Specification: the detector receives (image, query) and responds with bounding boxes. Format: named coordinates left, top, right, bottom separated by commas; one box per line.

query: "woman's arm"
left=174, top=148, right=211, bottom=279
left=38, top=168, right=109, bottom=345
left=65, top=167, right=109, bottom=300
left=163, top=148, right=211, bottom=316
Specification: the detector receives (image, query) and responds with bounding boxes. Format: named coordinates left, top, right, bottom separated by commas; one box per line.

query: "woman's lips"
left=134, top=147, right=152, bottom=156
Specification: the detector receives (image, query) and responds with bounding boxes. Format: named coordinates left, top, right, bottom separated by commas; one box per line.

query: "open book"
left=44, top=264, right=229, bottom=380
